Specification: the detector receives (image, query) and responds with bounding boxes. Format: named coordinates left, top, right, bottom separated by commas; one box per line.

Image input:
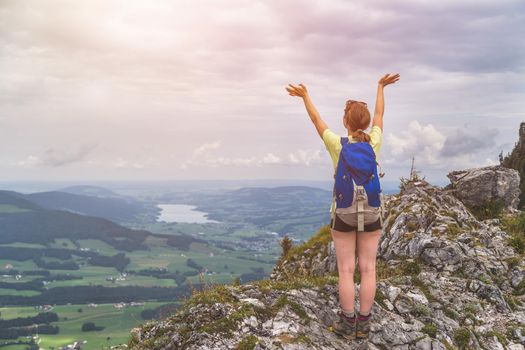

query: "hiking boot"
left=332, top=310, right=357, bottom=340
left=356, top=311, right=372, bottom=339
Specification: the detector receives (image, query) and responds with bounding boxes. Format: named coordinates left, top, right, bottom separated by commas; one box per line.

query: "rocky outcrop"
left=128, top=281, right=364, bottom=349
left=446, top=165, right=521, bottom=211
left=128, top=176, right=525, bottom=350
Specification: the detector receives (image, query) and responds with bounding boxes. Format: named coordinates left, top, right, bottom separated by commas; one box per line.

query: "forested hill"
left=19, top=188, right=159, bottom=224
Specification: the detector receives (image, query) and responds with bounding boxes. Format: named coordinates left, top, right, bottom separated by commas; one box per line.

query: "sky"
left=1, top=0, right=524, bottom=186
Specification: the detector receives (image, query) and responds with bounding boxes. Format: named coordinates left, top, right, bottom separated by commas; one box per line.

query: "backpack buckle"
left=356, top=187, right=366, bottom=201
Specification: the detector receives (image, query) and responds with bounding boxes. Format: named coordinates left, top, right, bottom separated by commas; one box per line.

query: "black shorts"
left=329, top=214, right=382, bottom=233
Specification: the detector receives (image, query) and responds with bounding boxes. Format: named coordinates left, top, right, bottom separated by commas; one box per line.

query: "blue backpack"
left=330, top=137, right=385, bottom=231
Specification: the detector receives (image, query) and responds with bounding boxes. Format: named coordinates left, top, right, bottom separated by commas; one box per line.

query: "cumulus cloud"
left=384, top=120, right=504, bottom=170
left=287, top=149, right=323, bottom=166
left=386, top=120, right=446, bottom=165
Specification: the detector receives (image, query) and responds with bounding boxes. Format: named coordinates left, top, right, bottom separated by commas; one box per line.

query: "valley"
left=0, top=182, right=375, bottom=349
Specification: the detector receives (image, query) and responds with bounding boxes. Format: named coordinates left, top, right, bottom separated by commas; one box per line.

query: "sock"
left=342, top=309, right=355, bottom=318
left=358, top=310, right=371, bottom=320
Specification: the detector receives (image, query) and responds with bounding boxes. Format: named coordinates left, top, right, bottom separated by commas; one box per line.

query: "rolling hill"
left=20, top=189, right=159, bottom=225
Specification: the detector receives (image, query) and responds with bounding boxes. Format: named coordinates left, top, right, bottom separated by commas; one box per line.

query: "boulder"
left=446, top=165, right=520, bottom=210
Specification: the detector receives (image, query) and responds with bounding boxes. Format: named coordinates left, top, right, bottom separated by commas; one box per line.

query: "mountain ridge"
left=126, top=166, right=525, bottom=350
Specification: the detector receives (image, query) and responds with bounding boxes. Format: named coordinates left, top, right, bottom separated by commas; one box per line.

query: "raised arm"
left=286, top=83, right=328, bottom=139
left=372, top=73, right=400, bottom=131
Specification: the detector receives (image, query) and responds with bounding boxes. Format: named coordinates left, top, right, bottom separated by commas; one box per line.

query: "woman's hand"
left=373, top=73, right=399, bottom=130
left=378, top=73, right=400, bottom=88
left=286, top=83, right=327, bottom=138
left=286, top=83, right=309, bottom=98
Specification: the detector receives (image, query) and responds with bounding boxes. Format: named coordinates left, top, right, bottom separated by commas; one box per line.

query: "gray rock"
left=447, top=165, right=520, bottom=210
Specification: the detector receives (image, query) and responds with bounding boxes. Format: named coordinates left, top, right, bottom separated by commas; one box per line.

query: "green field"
left=0, top=288, right=40, bottom=297
left=0, top=204, right=32, bottom=214
left=0, top=188, right=303, bottom=349
left=0, top=235, right=277, bottom=349
left=0, top=302, right=171, bottom=350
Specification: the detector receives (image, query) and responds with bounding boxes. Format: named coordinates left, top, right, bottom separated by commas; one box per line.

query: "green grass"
left=49, top=238, right=77, bottom=250
left=502, top=212, right=525, bottom=255
left=0, top=259, right=39, bottom=273
left=0, top=288, right=40, bottom=296
left=0, top=242, right=46, bottom=249
left=236, top=335, right=258, bottom=350
left=469, top=199, right=505, bottom=221
left=421, top=323, right=437, bottom=338
left=1, top=302, right=171, bottom=350
left=278, top=225, right=331, bottom=265
left=76, top=239, right=120, bottom=256
left=0, top=345, right=29, bottom=350
left=453, top=327, right=471, bottom=348
left=0, top=204, right=32, bottom=213
left=0, top=239, right=276, bottom=290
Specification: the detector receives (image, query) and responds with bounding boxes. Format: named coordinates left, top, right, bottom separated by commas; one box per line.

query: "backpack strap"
left=331, top=205, right=337, bottom=230
left=353, top=178, right=366, bottom=232
left=377, top=160, right=385, bottom=178
left=331, top=146, right=340, bottom=230
left=379, top=191, right=385, bottom=227
left=331, top=136, right=349, bottom=230
left=330, top=192, right=337, bottom=230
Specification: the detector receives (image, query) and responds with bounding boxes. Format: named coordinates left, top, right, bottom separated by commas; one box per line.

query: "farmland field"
left=0, top=302, right=170, bottom=350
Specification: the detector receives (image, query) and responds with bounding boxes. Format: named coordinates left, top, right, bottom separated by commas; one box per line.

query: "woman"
left=285, top=73, right=400, bottom=340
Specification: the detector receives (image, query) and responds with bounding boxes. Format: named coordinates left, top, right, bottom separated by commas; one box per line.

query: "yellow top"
left=322, top=125, right=383, bottom=214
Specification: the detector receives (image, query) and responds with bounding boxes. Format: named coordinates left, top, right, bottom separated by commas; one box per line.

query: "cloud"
left=262, top=153, right=281, bottom=164
left=179, top=140, right=324, bottom=169
left=193, top=141, right=222, bottom=155
left=287, top=149, right=323, bottom=166
left=17, top=156, right=41, bottom=168
left=114, top=158, right=145, bottom=169
left=386, top=120, right=446, bottom=166
left=17, top=144, right=97, bottom=168
left=0, top=0, right=523, bottom=182
left=440, top=126, right=499, bottom=157
left=384, top=120, right=504, bottom=171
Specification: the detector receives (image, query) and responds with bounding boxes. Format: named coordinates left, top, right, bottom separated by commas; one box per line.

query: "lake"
left=157, top=204, right=220, bottom=224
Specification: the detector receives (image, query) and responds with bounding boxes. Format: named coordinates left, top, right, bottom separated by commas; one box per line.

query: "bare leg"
left=331, top=228, right=357, bottom=312
left=356, top=229, right=381, bottom=314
